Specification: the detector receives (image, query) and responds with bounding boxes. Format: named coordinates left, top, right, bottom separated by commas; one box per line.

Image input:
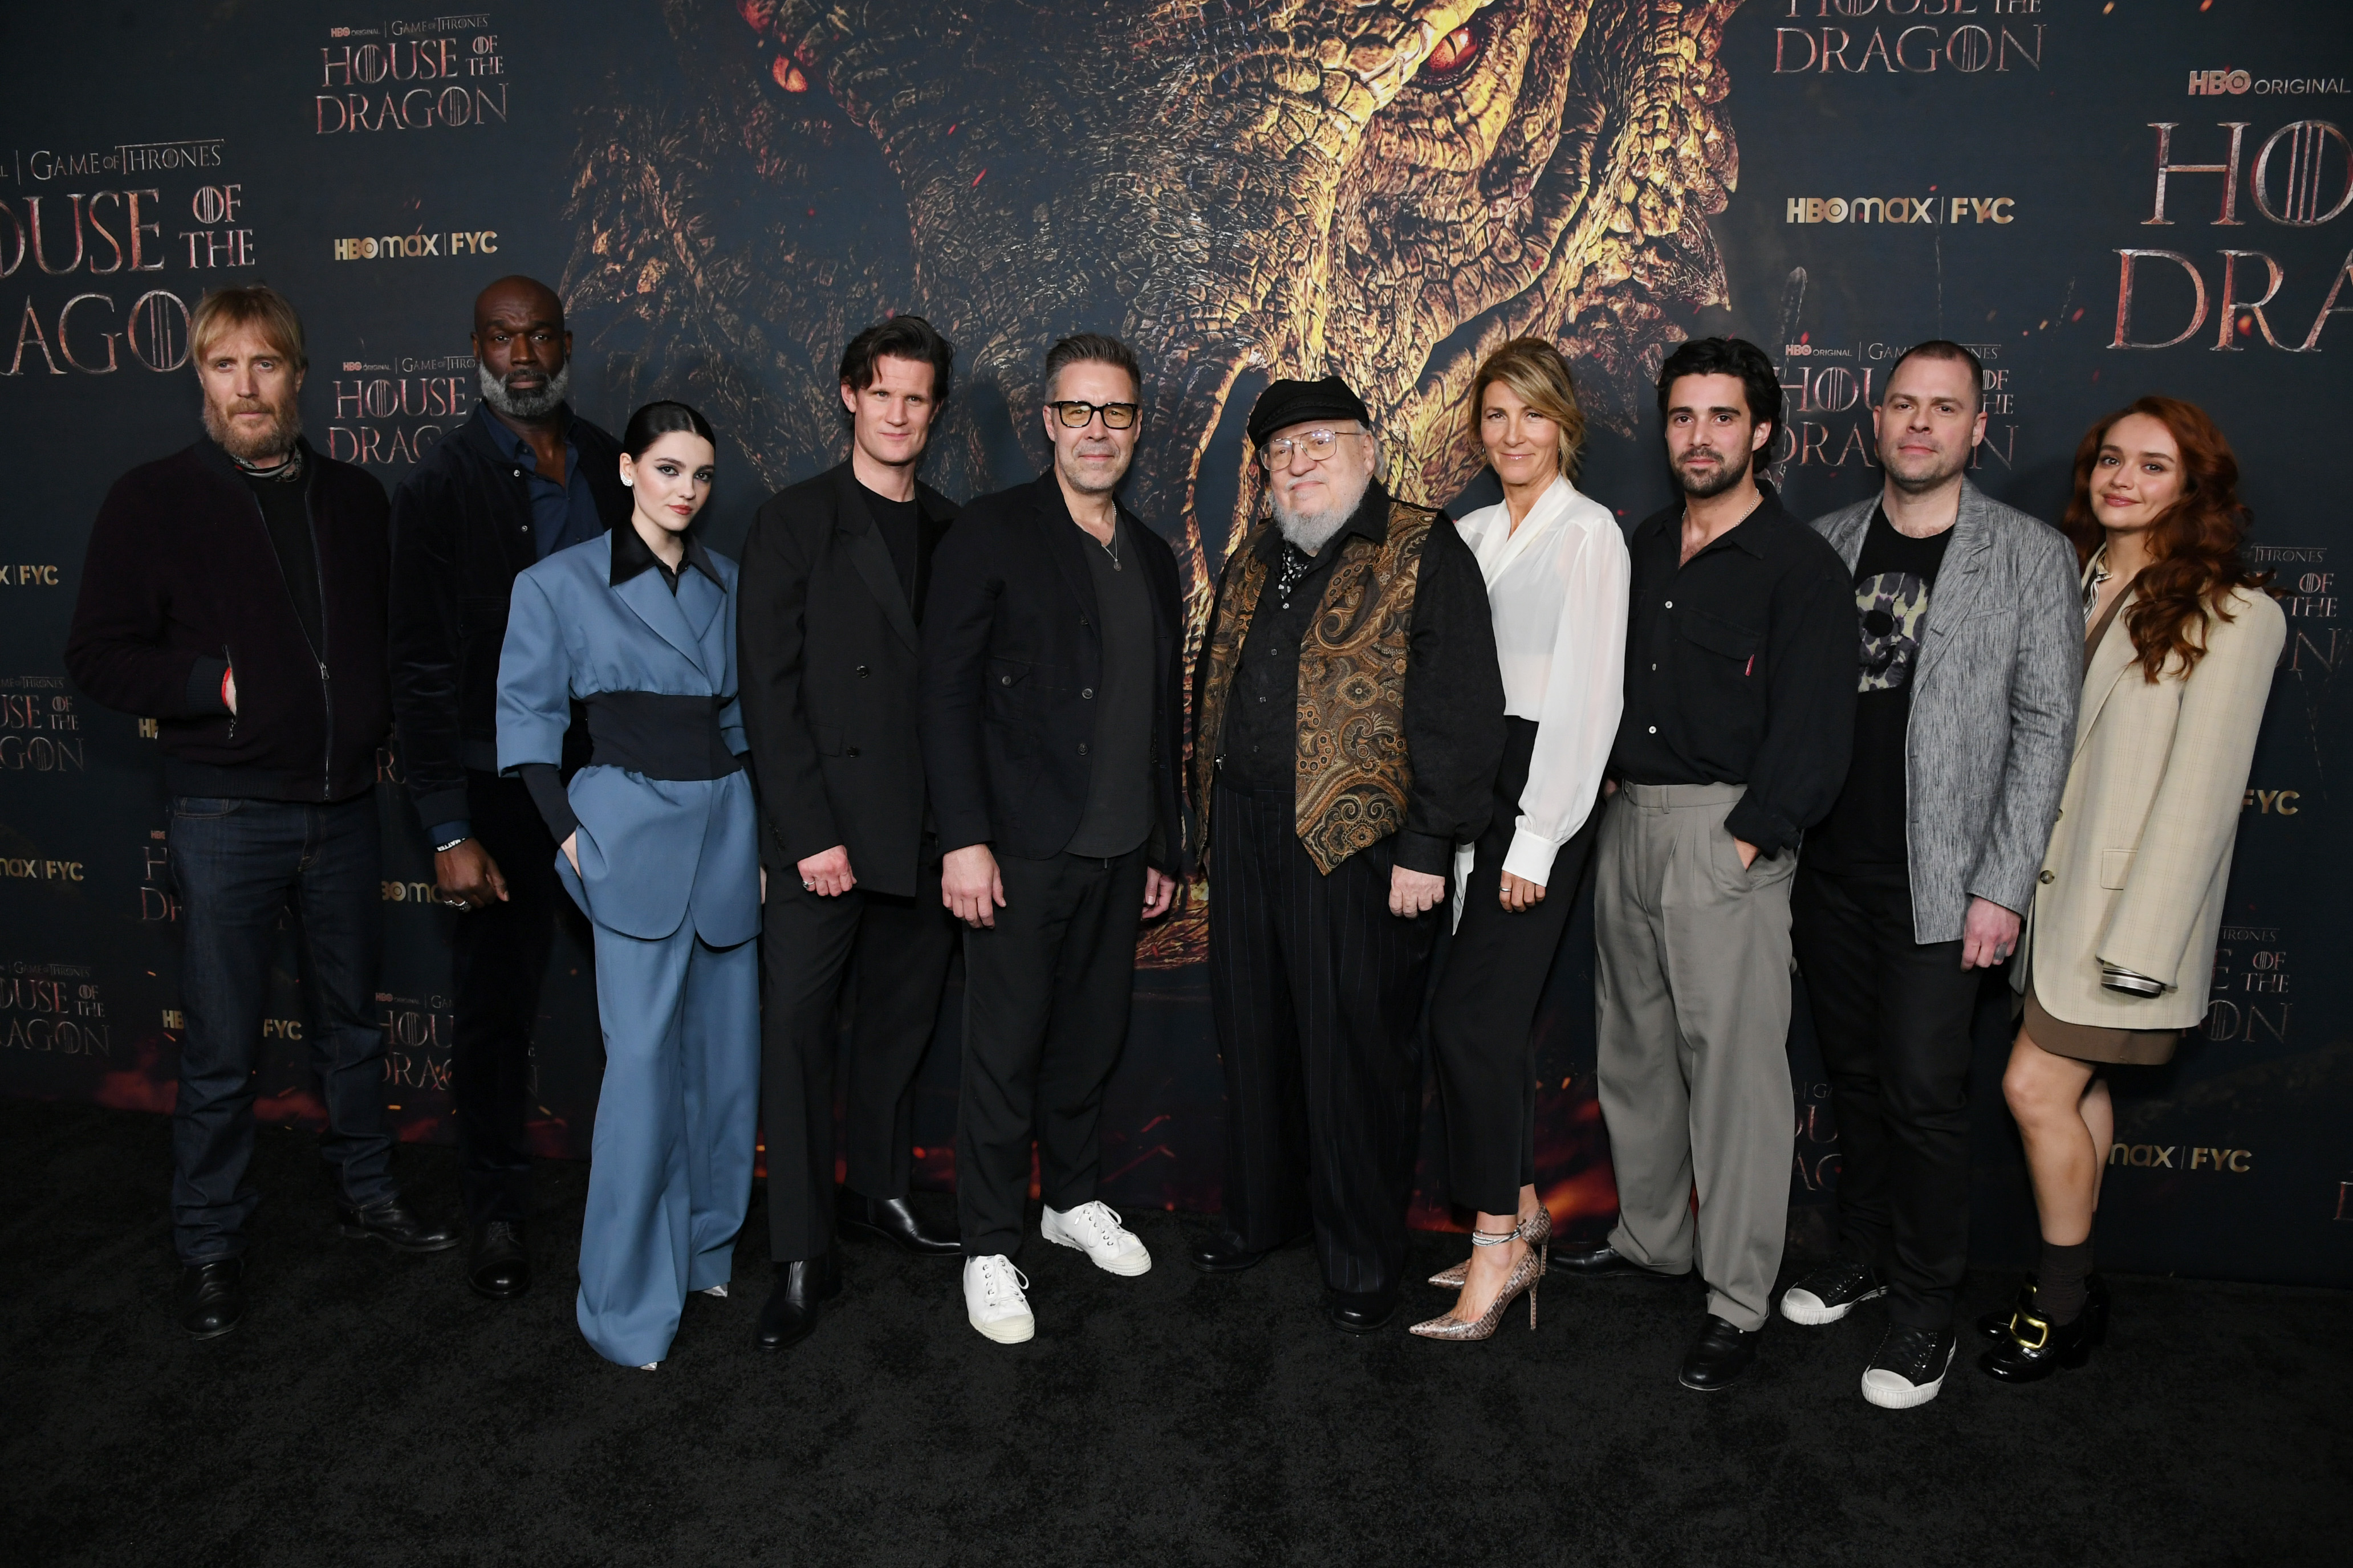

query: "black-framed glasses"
left=1049, top=400, right=1141, bottom=430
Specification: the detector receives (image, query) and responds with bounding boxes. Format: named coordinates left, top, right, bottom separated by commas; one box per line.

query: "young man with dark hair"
left=67, top=285, right=456, bottom=1341
left=389, top=275, right=632, bottom=1302
left=737, top=313, right=965, bottom=1351
left=920, top=331, right=1187, bottom=1345
left=1558, top=336, right=1854, bottom=1392
left=1785, top=338, right=2078, bottom=1408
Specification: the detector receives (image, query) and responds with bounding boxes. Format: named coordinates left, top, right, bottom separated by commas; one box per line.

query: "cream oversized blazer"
left=2019, top=561, right=2284, bottom=1032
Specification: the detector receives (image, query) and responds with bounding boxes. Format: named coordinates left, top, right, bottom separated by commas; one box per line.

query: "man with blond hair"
left=67, top=284, right=456, bottom=1343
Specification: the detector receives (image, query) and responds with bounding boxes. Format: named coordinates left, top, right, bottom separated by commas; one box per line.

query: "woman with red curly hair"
left=1981, top=397, right=2284, bottom=1383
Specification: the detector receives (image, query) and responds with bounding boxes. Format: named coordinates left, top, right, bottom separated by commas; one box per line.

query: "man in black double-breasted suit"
left=737, top=316, right=965, bottom=1351
left=920, top=333, right=1189, bottom=1346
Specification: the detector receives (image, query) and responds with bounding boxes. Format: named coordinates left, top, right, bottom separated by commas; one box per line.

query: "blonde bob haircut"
left=1469, top=336, right=1585, bottom=481
left=189, top=284, right=308, bottom=374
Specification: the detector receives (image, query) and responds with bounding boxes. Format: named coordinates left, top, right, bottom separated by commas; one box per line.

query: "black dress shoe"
left=337, top=1198, right=461, bottom=1253
left=1186, top=1228, right=1308, bottom=1275
left=755, top=1253, right=843, bottom=1351
left=1324, top=1292, right=1399, bottom=1335
left=177, top=1258, right=245, bottom=1340
left=466, top=1220, right=531, bottom=1300
left=1978, top=1287, right=2107, bottom=1383
left=835, top=1190, right=961, bottom=1256
left=1552, top=1242, right=1692, bottom=1282
left=1679, top=1315, right=1758, bottom=1390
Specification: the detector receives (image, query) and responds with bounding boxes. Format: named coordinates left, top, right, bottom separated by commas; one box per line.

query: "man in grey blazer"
left=1783, top=341, right=2079, bottom=1410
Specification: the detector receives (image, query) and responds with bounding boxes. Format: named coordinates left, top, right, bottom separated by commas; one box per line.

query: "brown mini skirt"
left=2025, top=991, right=2181, bottom=1067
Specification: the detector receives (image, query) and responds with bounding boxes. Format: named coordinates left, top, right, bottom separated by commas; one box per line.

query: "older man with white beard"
left=1185, top=376, right=1504, bottom=1333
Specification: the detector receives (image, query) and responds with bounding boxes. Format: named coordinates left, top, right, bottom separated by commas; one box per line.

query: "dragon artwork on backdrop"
left=564, top=0, right=1748, bottom=965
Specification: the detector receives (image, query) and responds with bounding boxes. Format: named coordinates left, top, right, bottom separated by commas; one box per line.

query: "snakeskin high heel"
left=1410, top=1207, right=1551, bottom=1340
left=1428, top=1202, right=1550, bottom=1289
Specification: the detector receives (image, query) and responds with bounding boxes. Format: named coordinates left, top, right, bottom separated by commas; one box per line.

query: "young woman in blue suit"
left=495, top=401, right=762, bottom=1369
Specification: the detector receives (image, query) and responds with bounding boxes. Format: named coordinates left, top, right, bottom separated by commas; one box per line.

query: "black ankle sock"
left=2037, top=1239, right=2094, bottom=1326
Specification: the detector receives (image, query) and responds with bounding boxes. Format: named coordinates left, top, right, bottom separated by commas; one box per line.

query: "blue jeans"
left=167, top=794, right=397, bottom=1262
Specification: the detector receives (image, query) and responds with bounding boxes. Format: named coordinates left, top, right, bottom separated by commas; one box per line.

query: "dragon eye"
left=1425, top=24, right=1480, bottom=78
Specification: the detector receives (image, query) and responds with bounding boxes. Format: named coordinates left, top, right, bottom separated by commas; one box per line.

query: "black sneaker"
left=1860, top=1323, right=1958, bottom=1409
left=1779, top=1261, right=1886, bottom=1326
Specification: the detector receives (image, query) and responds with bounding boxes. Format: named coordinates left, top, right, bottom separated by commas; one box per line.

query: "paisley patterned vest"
left=1193, top=497, right=1438, bottom=874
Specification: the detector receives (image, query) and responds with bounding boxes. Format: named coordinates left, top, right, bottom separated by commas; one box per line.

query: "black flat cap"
left=1246, top=374, right=1372, bottom=446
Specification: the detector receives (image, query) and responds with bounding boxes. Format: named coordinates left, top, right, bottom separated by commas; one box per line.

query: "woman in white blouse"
left=1411, top=339, right=1631, bottom=1341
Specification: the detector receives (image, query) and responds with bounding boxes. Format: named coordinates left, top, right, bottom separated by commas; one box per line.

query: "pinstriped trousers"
left=1208, top=783, right=1441, bottom=1304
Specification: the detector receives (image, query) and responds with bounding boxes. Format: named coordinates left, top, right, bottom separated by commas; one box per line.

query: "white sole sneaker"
left=964, top=1256, right=1035, bottom=1343
left=969, top=1308, right=1035, bottom=1344
left=1860, top=1337, right=1956, bottom=1409
left=1781, top=1282, right=1886, bottom=1326
left=1041, top=1203, right=1152, bottom=1276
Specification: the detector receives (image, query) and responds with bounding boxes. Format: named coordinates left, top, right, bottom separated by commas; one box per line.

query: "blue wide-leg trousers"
left=576, top=919, right=758, bottom=1367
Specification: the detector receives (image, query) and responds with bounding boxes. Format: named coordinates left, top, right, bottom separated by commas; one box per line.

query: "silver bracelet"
left=434, top=836, right=471, bottom=854
left=2099, top=962, right=2165, bottom=997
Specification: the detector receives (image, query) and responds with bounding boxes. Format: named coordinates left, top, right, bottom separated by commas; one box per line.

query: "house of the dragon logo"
left=563, top=0, right=1747, bottom=959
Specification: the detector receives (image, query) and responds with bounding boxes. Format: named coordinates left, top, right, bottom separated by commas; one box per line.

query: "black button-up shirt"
left=1219, top=482, right=1503, bottom=876
left=1609, top=482, right=1855, bottom=856
left=476, top=402, right=605, bottom=560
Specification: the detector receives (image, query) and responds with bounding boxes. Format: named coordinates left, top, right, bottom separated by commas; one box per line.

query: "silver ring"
left=803, top=881, right=814, bottom=890
left=444, top=898, right=467, bottom=910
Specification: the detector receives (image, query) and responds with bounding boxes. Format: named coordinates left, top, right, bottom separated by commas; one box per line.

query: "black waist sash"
left=583, top=692, right=742, bottom=781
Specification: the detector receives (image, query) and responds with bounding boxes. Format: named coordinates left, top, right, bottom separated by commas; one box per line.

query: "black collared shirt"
left=1609, top=482, right=1856, bottom=856
left=609, top=517, right=723, bottom=595
left=1218, top=482, right=1503, bottom=876
left=474, top=403, right=604, bottom=559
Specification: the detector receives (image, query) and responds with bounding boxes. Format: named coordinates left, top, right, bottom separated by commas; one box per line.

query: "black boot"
left=1978, top=1285, right=2106, bottom=1382
left=835, top=1190, right=961, bottom=1256
left=336, top=1197, right=460, bottom=1253
left=466, top=1220, right=531, bottom=1300
left=177, top=1258, right=245, bottom=1340
left=755, top=1253, right=842, bottom=1351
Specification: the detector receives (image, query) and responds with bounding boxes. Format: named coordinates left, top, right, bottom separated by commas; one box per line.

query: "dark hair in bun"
left=620, top=400, right=717, bottom=459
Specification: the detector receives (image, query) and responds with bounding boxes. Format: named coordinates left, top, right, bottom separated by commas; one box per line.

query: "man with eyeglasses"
left=919, top=332, right=1189, bottom=1345
left=1185, top=376, right=1504, bottom=1334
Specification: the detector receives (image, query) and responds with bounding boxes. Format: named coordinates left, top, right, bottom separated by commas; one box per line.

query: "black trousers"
left=449, top=771, right=566, bottom=1228
left=955, top=846, right=1147, bottom=1260
left=1790, top=861, right=1984, bottom=1329
left=760, top=857, right=957, bottom=1262
left=1209, top=783, right=1440, bottom=1304
left=1428, top=719, right=1598, bottom=1215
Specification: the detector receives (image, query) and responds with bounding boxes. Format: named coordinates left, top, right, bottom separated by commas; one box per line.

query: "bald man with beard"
left=389, top=275, right=633, bottom=1300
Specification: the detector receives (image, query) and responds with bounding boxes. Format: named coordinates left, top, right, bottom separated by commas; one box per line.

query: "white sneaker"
left=964, top=1255, right=1035, bottom=1343
left=1042, top=1200, right=1152, bottom=1276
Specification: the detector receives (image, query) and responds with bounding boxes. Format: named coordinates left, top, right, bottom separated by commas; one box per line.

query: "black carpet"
left=5, top=1098, right=2347, bottom=1568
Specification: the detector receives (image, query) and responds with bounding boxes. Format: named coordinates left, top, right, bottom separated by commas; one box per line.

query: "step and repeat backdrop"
left=2, top=1, right=2347, bottom=1285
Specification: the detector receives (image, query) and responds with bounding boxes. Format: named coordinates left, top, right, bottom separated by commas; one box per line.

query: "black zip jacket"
left=64, top=437, right=392, bottom=802
left=388, top=406, right=629, bottom=833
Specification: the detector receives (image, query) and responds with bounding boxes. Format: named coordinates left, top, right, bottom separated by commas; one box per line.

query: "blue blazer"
left=495, top=532, right=760, bottom=946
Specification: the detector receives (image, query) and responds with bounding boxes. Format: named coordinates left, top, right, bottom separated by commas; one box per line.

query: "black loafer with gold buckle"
left=1977, top=1288, right=2106, bottom=1383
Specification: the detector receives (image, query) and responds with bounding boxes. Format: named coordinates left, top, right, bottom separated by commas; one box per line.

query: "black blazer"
left=737, top=462, right=959, bottom=898
left=65, top=437, right=391, bottom=803
left=920, top=469, right=1187, bottom=873
left=388, top=406, right=630, bottom=832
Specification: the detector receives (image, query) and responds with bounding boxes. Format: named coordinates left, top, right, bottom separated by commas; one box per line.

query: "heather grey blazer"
left=1808, top=479, right=2080, bottom=942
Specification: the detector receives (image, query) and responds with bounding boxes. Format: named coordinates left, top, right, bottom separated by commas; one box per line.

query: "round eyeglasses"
left=1049, top=400, right=1141, bottom=430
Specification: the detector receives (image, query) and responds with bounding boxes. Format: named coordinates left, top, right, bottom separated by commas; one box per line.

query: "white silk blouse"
left=1450, top=474, right=1630, bottom=889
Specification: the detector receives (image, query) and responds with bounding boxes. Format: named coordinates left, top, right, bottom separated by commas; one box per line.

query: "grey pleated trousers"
left=1592, top=782, right=1796, bottom=1333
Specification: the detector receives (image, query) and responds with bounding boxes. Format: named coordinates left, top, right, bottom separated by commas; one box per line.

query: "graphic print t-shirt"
left=1805, top=506, right=1953, bottom=874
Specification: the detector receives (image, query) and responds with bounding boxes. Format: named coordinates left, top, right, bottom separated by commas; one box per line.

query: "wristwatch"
left=2099, top=962, right=2165, bottom=997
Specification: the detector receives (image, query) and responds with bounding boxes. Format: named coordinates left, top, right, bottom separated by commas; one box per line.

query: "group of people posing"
left=66, top=276, right=2281, bottom=1411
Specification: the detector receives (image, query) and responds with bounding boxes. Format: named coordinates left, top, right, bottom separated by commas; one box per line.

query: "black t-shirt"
left=1805, top=505, right=1953, bottom=874
left=245, top=465, right=323, bottom=655
left=858, top=482, right=921, bottom=610
left=1063, top=518, right=1156, bottom=857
